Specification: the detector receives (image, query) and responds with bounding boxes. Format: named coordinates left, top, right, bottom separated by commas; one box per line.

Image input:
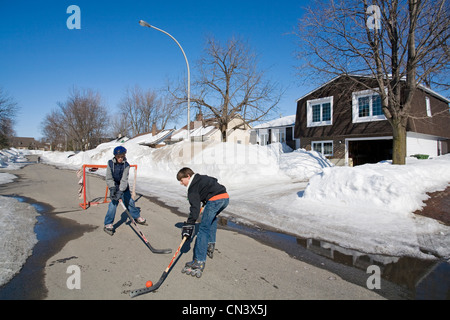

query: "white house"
left=170, top=114, right=252, bottom=144
left=250, top=115, right=300, bottom=149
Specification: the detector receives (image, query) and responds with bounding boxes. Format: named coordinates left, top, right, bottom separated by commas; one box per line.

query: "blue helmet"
left=113, top=146, right=127, bottom=155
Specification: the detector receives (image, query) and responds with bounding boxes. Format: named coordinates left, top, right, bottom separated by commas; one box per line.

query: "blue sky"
left=0, top=0, right=312, bottom=139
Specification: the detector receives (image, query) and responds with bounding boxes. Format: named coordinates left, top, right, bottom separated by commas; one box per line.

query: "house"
left=170, top=113, right=252, bottom=144
left=128, top=124, right=175, bottom=148
left=9, top=137, right=47, bottom=151
left=295, top=75, right=450, bottom=166
left=250, top=115, right=300, bottom=150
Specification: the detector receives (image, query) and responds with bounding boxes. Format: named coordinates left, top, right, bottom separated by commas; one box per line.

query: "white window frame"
left=312, top=140, right=334, bottom=157
left=272, top=128, right=286, bottom=143
left=352, top=89, right=387, bottom=123
left=307, top=96, right=333, bottom=127
left=259, top=129, right=269, bottom=146
left=425, top=97, right=432, bottom=117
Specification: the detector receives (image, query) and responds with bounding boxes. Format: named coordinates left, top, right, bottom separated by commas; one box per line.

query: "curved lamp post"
left=139, top=20, right=191, bottom=140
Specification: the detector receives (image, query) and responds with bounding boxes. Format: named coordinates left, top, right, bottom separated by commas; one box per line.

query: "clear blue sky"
left=0, top=0, right=312, bottom=139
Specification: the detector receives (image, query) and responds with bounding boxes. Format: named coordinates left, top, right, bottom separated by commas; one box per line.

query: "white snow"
left=1, top=139, right=450, bottom=278
left=253, top=115, right=296, bottom=129
left=0, top=171, right=39, bottom=287
left=0, top=196, right=38, bottom=287
left=0, top=148, right=30, bottom=170
left=0, top=149, right=40, bottom=286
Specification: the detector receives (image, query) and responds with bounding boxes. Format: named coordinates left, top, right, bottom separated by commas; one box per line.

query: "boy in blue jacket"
left=104, top=146, right=146, bottom=235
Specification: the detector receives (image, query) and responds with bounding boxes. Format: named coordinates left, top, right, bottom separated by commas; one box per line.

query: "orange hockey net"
left=78, top=164, right=138, bottom=210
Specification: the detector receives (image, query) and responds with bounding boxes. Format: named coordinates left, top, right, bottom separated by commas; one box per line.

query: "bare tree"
left=109, top=113, right=131, bottom=139
left=173, top=36, right=284, bottom=142
left=41, top=88, right=109, bottom=151
left=41, top=109, right=66, bottom=150
left=118, top=86, right=181, bottom=137
left=295, top=0, right=449, bottom=164
left=0, top=88, right=19, bottom=148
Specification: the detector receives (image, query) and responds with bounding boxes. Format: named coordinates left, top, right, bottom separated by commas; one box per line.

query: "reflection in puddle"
left=218, top=217, right=449, bottom=300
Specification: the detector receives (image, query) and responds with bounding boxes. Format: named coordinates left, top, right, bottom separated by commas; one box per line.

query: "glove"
left=109, top=187, right=116, bottom=200
left=181, top=223, right=195, bottom=240
left=113, top=190, right=123, bottom=201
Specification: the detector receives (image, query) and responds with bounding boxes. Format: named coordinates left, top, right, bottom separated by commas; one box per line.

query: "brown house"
left=295, top=75, right=450, bottom=166
left=9, top=137, right=47, bottom=150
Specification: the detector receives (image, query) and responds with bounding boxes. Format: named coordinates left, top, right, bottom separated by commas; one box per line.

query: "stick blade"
left=129, top=272, right=167, bottom=298
left=149, top=247, right=173, bottom=254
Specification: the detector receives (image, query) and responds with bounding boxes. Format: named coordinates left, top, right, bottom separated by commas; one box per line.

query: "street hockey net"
left=78, top=164, right=138, bottom=210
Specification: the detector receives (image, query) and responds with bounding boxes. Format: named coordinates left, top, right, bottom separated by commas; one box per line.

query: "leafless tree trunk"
left=295, top=0, right=449, bottom=164
left=0, top=88, right=19, bottom=148
left=173, top=36, right=284, bottom=142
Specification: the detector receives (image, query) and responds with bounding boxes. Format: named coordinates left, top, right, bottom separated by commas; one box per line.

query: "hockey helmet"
left=113, top=146, right=127, bottom=155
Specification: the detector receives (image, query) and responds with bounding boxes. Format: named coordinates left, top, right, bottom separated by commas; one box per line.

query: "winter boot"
left=181, top=260, right=205, bottom=278
left=207, top=243, right=215, bottom=259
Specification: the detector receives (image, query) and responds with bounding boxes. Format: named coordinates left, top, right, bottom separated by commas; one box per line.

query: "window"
left=312, top=141, right=333, bottom=156
left=307, top=97, right=333, bottom=127
left=259, top=129, right=269, bottom=146
left=352, top=89, right=386, bottom=123
left=272, top=129, right=286, bottom=143
left=425, top=97, right=432, bottom=117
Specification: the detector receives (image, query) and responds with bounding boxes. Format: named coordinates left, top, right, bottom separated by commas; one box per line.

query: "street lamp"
left=139, top=20, right=191, bottom=140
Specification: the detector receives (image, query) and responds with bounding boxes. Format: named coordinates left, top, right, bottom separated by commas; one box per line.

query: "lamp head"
left=139, top=20, right=151, bottom=28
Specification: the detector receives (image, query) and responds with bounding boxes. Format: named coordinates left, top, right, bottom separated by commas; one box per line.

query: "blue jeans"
left=104, top=188, right=141, bottom=225
left=193, top=198, right=229, bottom=262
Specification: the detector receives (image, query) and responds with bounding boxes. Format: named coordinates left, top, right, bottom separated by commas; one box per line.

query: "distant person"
left=177, top=167, right=229, bottom=278
left=104, top=146, right=146, bottom=235
left=37, top=156, right=40, bottom=163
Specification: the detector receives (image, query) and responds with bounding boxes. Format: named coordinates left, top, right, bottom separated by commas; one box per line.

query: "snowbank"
left=0, top=196, right=38, bottom=286
left=304, top=156, right=450, bottom=217
left=0, top=149, right=30, bottom=170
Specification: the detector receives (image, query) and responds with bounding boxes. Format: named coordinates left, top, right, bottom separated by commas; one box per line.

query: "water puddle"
left=218, top=217, right=450, bottom=300
left=0, top=195, right=94, bottom=299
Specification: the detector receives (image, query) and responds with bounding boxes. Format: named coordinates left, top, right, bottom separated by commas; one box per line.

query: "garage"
left=347, top=138, right=393, bottom=166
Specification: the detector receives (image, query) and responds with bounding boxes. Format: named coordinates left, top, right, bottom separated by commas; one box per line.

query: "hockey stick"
left=130, top=236, right=188, bottom=298
left=119, top=200, right=172, bottom=254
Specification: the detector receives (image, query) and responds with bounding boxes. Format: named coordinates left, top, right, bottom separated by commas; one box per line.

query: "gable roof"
left=296, top=74, right=450, bottom=104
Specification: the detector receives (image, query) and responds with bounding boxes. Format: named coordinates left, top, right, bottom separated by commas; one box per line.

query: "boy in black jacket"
left=177, top=167, right=229, bottom=277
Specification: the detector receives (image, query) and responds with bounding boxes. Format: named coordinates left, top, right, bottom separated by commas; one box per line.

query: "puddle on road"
left=146, top=192, right=449, bottom=300
left=218, top=217, right=450, bottom=300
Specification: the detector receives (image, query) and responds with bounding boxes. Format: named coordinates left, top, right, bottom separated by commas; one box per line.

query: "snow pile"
left=0, top=172, right=17, bottom=184
left=304, top=156, right=450, bottom=217
left=0, top=148, right=30, bottom=170
left=42, top=140, right=332, bottom=189
left=0, top=196, right=38, bottom=286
